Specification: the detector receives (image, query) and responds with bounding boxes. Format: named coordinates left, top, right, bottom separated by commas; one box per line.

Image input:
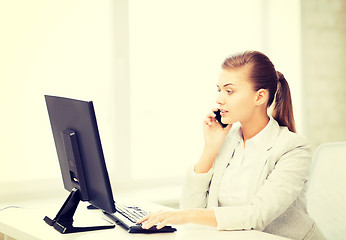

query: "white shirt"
left=218, top=116, right=274, bottom=206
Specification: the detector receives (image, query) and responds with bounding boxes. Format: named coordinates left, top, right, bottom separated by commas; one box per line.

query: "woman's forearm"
left=194, top=146, right=219, bottom=173
left=187, top=208, right=217, bottom=227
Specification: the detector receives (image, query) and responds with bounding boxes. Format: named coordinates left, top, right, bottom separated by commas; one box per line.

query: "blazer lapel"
left=207, top=126, right=240, bottom=208
left=247, top=118, right=282, bottom=196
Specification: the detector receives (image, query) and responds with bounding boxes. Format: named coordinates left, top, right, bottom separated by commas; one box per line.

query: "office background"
left=0, top=0, right=345, bottom=207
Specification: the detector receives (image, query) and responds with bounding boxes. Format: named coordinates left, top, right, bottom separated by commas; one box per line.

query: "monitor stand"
left=44, top=188, right=115, bottom=234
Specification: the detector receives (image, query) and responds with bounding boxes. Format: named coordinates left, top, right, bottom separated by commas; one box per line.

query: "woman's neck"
left=241, top=113, right=270, bottom=144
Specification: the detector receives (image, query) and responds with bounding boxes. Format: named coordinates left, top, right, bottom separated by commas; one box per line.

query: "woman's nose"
left=216, top=92, right=225, bottom=105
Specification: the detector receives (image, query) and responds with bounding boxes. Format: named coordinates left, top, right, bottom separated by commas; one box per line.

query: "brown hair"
left=222, top=51, right=296, bottom=132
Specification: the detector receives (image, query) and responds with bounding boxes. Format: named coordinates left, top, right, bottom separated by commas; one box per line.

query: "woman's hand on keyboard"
left=137, top=209, right=217, bottom=230
left=138, top=210, right=186, bottom=229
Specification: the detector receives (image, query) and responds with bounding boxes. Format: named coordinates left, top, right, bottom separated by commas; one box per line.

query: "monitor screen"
left=45, top=95, right=116, bottom=214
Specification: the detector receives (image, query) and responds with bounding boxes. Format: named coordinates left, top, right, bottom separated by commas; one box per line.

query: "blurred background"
left=0, top=0, right=345, bottom=207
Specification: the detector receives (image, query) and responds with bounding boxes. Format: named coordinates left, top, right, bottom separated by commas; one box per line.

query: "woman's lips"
left=220, top=109, right=228, bottom=116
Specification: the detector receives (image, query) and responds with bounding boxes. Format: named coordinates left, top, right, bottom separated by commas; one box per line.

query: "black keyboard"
left=103, top=203, right=177, bottom=233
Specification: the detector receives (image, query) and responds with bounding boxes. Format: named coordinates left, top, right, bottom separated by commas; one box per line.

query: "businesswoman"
left=138, top=51, right=325, bottom=240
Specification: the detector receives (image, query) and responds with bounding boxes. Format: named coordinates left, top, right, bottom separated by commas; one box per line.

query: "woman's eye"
left=217, top=88, right=233, bottom=94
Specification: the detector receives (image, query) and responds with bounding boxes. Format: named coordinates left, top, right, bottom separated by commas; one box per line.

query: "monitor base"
left=44, top=188, right=115, bottom=234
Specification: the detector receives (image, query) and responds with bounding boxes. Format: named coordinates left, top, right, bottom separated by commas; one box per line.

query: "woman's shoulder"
left=277, top=125, right=310, bottom=147
left=272, top=124, right=312, bottom=157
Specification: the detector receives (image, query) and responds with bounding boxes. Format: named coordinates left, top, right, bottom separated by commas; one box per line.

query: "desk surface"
left=0, top=200, right=291, bottom=240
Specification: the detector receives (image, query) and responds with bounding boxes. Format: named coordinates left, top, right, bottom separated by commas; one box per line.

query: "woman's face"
left=216, top=67, right=259, bottom=125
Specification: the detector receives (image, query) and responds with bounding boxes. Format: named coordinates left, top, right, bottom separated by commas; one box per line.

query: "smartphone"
left=213, top=110, right=228, bottom=128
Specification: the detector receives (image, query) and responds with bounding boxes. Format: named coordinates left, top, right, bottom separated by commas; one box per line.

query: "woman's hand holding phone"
left=195, top=108, right=232, bottom=173
left=203, top=108, right=232, bottom=148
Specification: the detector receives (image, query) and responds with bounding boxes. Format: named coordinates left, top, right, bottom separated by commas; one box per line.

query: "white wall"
left=0, top=0, right=120, bottom=200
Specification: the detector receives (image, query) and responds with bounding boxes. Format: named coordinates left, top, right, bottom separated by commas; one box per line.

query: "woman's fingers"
left=138, top=210, right=180, bottom=229
left=212, top=107, right=219, bottom=113
left=141, top=214, right=163, bottom=229
left=137, top=214, right=150, bottom=224
left=204, top=110, right=218, bottom=126
left=137, top=211, right=162, bottom=229
left=156, top=219, right=169, bottom=229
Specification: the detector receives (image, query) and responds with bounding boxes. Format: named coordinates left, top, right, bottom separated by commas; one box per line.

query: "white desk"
left=0, top=200, right=291, bottom=240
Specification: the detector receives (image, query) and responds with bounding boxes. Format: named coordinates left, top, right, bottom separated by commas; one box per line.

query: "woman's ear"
left=255, top=89, right=269, bottom=106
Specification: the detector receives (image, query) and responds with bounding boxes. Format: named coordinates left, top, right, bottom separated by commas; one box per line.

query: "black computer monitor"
left=43, top=95, right=116, bottom=233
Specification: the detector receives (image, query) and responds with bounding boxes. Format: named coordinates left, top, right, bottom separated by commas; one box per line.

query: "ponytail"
left=272, top=71, right=296, bottom=133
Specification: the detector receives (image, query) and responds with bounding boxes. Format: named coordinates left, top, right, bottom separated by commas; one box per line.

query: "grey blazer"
left=180, top=118, right=325, bottom=240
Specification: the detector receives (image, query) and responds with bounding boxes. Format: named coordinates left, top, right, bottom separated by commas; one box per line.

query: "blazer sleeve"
left=180, top=165, right=214, bottom=209
left=213, top=134, right=312, bottom=231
